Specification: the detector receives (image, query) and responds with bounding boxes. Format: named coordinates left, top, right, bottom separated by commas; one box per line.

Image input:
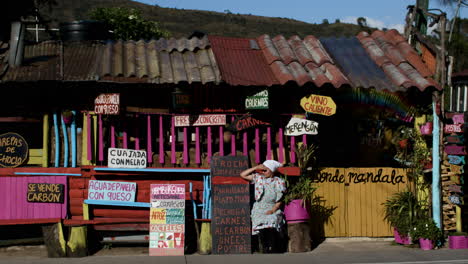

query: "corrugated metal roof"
left=357, top=30, right=440, bottom=91
left=208, top=36, right=278, bottom=86
left=2, top=36, right=220, bottom=84
left=256, top=34, right=350, bottom=88
left=320, top=37, right=399, bottom=92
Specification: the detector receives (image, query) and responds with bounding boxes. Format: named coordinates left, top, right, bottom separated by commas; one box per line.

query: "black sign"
left=27, top=183, right=64, bottom=203
left=210, top=156, right=249, bottom=177
left=229, top=114, right=270, bottom=132
left=0, top=132, right=28, bottom=168
left=212, top=184, right=251, bottom=254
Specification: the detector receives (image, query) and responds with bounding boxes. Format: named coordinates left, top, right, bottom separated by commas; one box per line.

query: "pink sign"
left=150, top=184, right=185, bottom=256
left=445, top=145, right=467, bottom=155
left=444, top=124, right=463, bottom=134
left=452, top=114, right=465, bottom=124
left=173, top=114, right=226, bottom=127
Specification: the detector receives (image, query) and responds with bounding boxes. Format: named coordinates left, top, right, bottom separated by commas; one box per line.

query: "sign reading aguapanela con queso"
left=27, top=183, right=64, bottom=203
left=88, top=180, right=137, bottom=202
left=0, top=132, right=28, bottom=168
left=108, top=148, right=147, bottom=169
left=300, top=94, right=336, bottom=116
left=94, top=93, right=120, bottom=115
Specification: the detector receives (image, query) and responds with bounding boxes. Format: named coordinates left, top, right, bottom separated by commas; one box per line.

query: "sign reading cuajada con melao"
left=108, top=148, right=147, bottom=169
left=300, top=94, right=336, bottom=116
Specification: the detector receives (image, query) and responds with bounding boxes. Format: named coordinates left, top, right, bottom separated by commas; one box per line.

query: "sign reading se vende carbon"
left=300, top=94, right=336, bottom=116
left=108, top=148, right=147, bottom=169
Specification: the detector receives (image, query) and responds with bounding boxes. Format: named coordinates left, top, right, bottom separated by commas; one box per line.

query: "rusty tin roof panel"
left=357, top=30, right=440, bottom=91
left=208, top=35, right=278, bottom=86
left=257, top=34, right=349, bottom=88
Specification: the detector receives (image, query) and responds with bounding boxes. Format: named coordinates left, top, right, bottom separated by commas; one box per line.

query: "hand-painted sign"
left=0, top=132, right=28, bottom=168
left=210, top=156, right=249, bottom=177
left=108, top=148, right=147, bottom=169
left=284, top=117, right=318, bottom=136
left=444, top=124, right=463, bottom=134
left=448, top=184, right=463, bottom=193
left=173, top=114, right=226, bottom=127
left=314, top=168, right=406, bottom=185
left=245, top=90, right=269, bottom=110
left=172, top=91, right=191, bottom=109
left=27, top=183, right=64, bottom=203
left=449, top=194, right=462, bottom=205
left=88, top=180, right=136, bottom=202
left=150, top=184, right=185, bottom=256
left=451, top=113, right=465, bottom=124
left=94, top=93, right=120, bottom=115
left=300, top=94, right=336, bottom=116
left=229, top=114, right=270, bottom=132
left=448, top=155, right=465, bottom=165
left=445, top=145, right=467, bottom=155
left=446, top=135, right=464, bottom=144
left=212, top=184, right=251, bottom=254
left=449, top=164, right=464, bottom=174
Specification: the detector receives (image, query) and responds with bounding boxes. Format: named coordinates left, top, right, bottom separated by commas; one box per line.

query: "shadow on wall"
left=309, top=195, right=337, bottom=249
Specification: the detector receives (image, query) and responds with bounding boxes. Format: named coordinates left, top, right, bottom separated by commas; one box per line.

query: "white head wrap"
left=263, top=160, right=282, bottom=173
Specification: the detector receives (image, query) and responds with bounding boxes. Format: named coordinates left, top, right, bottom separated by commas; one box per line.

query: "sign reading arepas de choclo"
left=0, top=132, right=28, bottom=168
left=108, top=148, right=147, bottom=169
left=300, top=94, right=336, bottom=116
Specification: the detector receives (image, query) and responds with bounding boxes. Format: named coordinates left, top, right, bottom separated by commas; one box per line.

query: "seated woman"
left=240, top=160, right=286, bottom=253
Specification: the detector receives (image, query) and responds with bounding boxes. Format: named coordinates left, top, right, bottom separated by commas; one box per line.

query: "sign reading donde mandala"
left=108, top=148, right=147, bottom=169
left=0, top=132, right=28, bottom=168
left=284, top=117, right=318, bottom=136
left=94, top=93, right=120, bottom=115
left=173, top=114, right=226, bottom=127
left=88, top=180, right=136, bottom=202
left=150, top=184, right=185, bottom=256
left=300, top=94, right=336, bottom=116
left=245, top=90, right=269, bottom=110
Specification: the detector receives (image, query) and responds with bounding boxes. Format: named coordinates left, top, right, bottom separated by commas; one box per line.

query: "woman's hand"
left=265, top=209, right=275, bottom=215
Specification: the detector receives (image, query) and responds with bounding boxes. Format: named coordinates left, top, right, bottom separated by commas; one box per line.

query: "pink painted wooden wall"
left=0, top=176, right=68, bottom=220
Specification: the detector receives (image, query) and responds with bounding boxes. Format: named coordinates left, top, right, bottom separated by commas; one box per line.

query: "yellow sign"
left=300, top=94, right=336, bottom=116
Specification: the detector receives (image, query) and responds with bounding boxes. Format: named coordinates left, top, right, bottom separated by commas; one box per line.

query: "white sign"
left=173, top=114, right=226, bottom=127
left=108, top=148, right=147, bottom=169
left=88, top=180, right=137, bottom=202
left=284, top=117, right=318, bottom=136
left=94, top=93, right=120, bottom=115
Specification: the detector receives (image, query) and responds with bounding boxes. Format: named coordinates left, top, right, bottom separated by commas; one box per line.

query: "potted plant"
left=448, top=232, right=468, bottom=249
left=410, top=217, right=443, bottom=250
left=420, top=115, right=433, bottom=135
left=383, top=190, right=426, bottom=245
left=283, top=143, right=318, bottom=223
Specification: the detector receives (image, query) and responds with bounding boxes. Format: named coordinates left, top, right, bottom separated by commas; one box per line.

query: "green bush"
left=383, top=190, right=426, bottom=235
left=410, top=217, right=443, bottom=242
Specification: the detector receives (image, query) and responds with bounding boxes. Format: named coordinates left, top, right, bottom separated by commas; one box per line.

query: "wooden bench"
left=82, top=200, right=150, bottom=221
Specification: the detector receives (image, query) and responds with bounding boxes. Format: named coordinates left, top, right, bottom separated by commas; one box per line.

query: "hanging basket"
left=420, top=122, right=433, bottom=135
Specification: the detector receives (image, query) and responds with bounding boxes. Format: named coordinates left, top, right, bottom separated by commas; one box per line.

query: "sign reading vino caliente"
left=108, top=148, right=147, bottom=169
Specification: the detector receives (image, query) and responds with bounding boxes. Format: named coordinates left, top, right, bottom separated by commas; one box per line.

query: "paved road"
left=0, top=240, right=467, bottom=264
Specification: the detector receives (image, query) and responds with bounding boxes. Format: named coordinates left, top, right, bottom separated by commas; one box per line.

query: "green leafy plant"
left=383, top=190, right=427, bottom=236
left=283, top=143, right=318, bottom=205
left=410, top=217, right=443, bottom=242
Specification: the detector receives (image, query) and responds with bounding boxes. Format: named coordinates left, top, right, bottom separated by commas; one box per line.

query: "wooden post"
left=287, top=222, right=311, bottom=253
left=42, top=223, right=67, bottom=257
left=93, top=114, right=97, bottom=165
left=42, top=114, right=49, bottom=167
left=67, top=226, right=88, bottom=257
left=82, top=113, right=90, bottom=166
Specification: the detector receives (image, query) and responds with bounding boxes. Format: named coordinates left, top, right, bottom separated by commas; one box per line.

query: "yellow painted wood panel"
left=315, top=168, right=409, bottom=237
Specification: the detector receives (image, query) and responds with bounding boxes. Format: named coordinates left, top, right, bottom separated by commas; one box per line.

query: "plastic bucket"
left=284, top=199, right=310, bottom=223
left=419, top=238, right=433, bottom=250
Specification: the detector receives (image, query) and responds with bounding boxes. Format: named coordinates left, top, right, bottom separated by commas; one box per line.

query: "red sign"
left=444, top=124, right=463, bottom=134
left=445, top=145, right=466, bottom=155
left=94, top=93, right=120, bottom=115
left=173, top=114, right=226, bottom=127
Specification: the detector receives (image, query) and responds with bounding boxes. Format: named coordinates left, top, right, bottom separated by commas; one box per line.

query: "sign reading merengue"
left=108, top=148, right=147, bottom=169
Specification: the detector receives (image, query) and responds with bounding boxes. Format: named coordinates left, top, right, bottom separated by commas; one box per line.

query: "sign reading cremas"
left=300, top=94, right=336, bottom=116
left=0, top=132, right=28, bottom=168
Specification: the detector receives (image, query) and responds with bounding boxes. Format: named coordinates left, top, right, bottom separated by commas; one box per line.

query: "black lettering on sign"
left=0, top=132, right=28, bottom=168
left=210, top=156, right=249, bottom=177
left=314, top=168, right=406, bottom=185
left=212, top=184, right=251, bottom=254
left=27, top=183, right=64, bottom=203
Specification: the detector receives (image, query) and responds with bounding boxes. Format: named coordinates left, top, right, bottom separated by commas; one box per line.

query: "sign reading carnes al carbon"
left=27, top=183, right=64, bottom=203
left=108, top=148, right=147, bottom=169
left=210, top=156, right=249, bottom=177
left=0, top=132, right=28, bottom=168
left=300, top=94, right=336, bottom=116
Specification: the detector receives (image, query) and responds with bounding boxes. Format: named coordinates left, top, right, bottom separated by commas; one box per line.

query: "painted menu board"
left=149, top=184, right=185, bottom=256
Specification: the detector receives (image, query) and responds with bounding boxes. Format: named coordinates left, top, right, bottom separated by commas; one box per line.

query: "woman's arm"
left=240, top=164, right=266, bottom=181
left=265, top=201, right=282, bottom=215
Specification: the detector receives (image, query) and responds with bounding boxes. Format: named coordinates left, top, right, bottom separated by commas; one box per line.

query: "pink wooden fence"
left=0, top=176, right=68, bottom=220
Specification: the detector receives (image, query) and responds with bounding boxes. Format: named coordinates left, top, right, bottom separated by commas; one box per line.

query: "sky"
left=136, top=0, right=467, bottom=33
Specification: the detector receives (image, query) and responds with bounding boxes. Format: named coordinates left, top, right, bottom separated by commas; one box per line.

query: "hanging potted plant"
left=410, top=217, right=443, bottom=250
left=420, top=115, right=433, bottom=135
left=283, top=143, right=318, bottom=223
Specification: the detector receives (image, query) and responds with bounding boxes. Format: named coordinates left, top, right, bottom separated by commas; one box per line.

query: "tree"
left=90, top=7, right=169, bottom=40
left=322, top=19, right=329, bottom=25
left=357, top=17, right=367, bottom=27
